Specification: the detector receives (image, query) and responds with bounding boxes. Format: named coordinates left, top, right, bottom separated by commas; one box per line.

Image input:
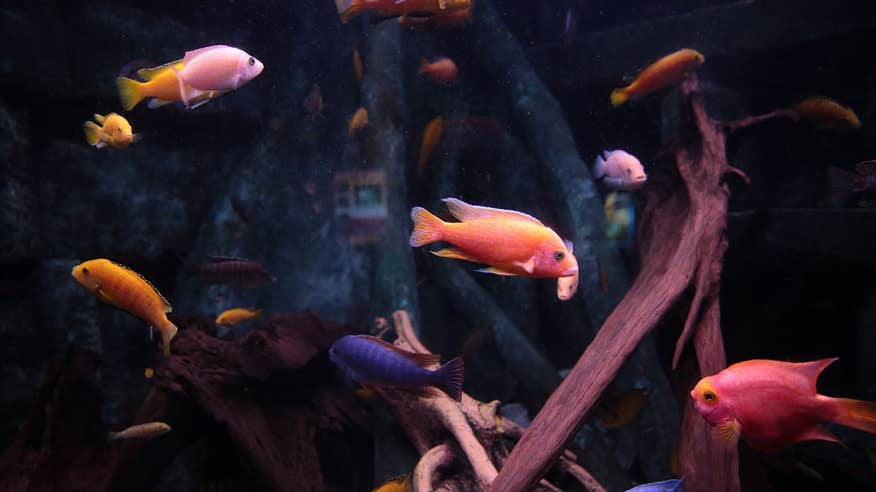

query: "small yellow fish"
left=792, top=97, right=861, bottom=131
left=372, top=475, right=412, bottom=492
left=83, top=113, right=139, bottom=149
left=417, top=116, right=444, bottom=176
left=215, top=307, right=262, bottom=326
left=599, top=389, right=649, bottom=429
left=108, top=421, right=171, bottom=441
left=349, top=107, right=369, bottom=136
left=611, top=49, right=705, bottom=107
left=144, top=367, right=154, bottom=379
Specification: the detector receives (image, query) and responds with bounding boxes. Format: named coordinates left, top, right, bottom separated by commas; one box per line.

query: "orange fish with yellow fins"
left=792, top=96, right=861, bottom=131
left=335, top=0, right=471, bottom=24
left=410, top=198, right=578, bottom=278
left=215, top=307, right=262, bottom=326
left=83, top=113, right=139, bottom=149
left=72, top=259, right=177, bottom=356
left=611, top=48, right=705, bottom=107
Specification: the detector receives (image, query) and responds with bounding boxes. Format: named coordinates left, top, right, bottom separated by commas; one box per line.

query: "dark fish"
left=191, top=256, right=276, bottom=288
left=625, top=478, right=684, bottom=492
left=329, top=335, right=464, bottom=401
left=230, top=195, right=250, bottom=223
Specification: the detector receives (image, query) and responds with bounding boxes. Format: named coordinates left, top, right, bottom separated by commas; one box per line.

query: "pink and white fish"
left=593, top=150, right=648, bottom=191
left=171, top=45, right=264, bottom=108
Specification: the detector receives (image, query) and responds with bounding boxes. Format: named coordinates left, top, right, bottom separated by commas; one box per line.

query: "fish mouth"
left=560, top=267, right=579, bottom=276
left=633, top=174, right=647, bottom=182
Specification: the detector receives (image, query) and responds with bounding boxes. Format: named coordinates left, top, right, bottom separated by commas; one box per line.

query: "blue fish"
left=329, top=335, right=464, bottom=401
left=625, top=478, right=684, bottom=492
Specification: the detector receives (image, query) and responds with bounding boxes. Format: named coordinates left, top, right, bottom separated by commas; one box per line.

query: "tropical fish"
left=72, top=259, right=177, bottom=356
left=611, top=48, right=705, bottom=107
left=116, top=59, right=187, bottom=110
left=409, top=198, right=579, bottom=278
left=418, top=57, right=458, bottom=85
left=303, top=83, right=324, bottom=118
left=594, top=151, right=648, bottom=191
left=604, top=191, right=637, bottom=246
left=691, top=358, right=876, bottom=452
left=792, top=97, right=861, bottom=131
left=349, top=107, right=369, bottom=136
left=83, top=113, right=139, bottom=149
left=117, top=45, right=263, bottom=110
left=599, top=389, right=649, bottom=429
left=399, top=6, right=472, bottom=30
left=215, top=307, right=262, bottom=326
left=335, top=0, right=471, bottom=24
left=418, top=116, right=444, bottom=175
left=108, top=421, right=171, bottom=441
left=330, top=335, right=464, bottom=400
left=144, top=367, right=154, bottom=379
left=373, top=474, right=412, bottom=492
left=625, top=478, right=684, bottom=492
left=353, top=46, right=363, bottom=85
left=557, top=271, right=579, bottom=301
left=190, top=256, right=276, bottom=289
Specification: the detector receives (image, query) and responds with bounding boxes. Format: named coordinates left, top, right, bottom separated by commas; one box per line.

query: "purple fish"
left=329, top=335, right=464, bottom=401
left=191, top=256, right=276, bottom=288
left=625, top=478, right=684, bottom=492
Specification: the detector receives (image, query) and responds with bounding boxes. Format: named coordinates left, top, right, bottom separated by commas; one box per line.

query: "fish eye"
left=554, top=251, right=565, bottom=261
left=248, top=57, right=255, bottom=66
left=626, top=168, right=632, bottom=175
left=81, top=267, right=89, bottom=276
left=704, top=391, right=716, bottom=402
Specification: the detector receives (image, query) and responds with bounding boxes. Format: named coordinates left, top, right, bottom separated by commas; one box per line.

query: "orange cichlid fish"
left=611, top=48, right=705, bottom=107
left=599, top=389, right=649, bottom=429
left=691, top=358, right=876, bottom=452
left=792, top=97, right=861, bottom=131
left=72, top=259, right=178, bottom=356
left=144, top=367, right=154, bottom=379
left=108, top=421, right=171, bottom=441
left=399, top=5, right=472, bottom=30
left=557, top=271, right=579, bottom=301
left=215, top=307, right=262, bottom=326
left=335, top=0, right=470, bottom=24
left=417, top=116, right=444, bottom=176
left=418, top=57, right=458, bottom=85
left=349, top=107, right=369, bottom=136
left=373, top=475, right=412, bottom=492
left=83, top=113, right=139, bottom=149
left=409, top=198, right=579, bottom=278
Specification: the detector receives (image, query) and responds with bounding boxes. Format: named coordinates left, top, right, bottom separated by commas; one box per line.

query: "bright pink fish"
left=172, top=45, right=264, bottom=107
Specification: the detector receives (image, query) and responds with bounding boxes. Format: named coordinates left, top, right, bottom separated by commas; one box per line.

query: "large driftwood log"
left=491, top=76, right=777, bottom=491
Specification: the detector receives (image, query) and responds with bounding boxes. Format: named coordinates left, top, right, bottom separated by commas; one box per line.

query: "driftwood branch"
left=491, top=76, right=743, bottom=491
left=413, top=443, right=454, bottom=492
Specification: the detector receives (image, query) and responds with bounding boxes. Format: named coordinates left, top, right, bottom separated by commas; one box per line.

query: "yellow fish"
left=72, top=259, right=177, bottom=356
left=598, top=389, right=649, bottom=429
left=215, top=307, right=262, bottom=326
left=417, top=116, right=444, bottom=176
left=83, top=113, right=139, bottom=149
left=792, top=96, right=861, bottom=131
left=108, top=421, right=171, bottom=441
left=611, top=49, right=705, bottom=107
left=349, top=107, right=369, bottom=136
left=372, top=475, right=412, bottom=492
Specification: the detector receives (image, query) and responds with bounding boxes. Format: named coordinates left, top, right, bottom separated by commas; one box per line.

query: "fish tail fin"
left=610, top=88, right=629, bottom=107
left=418, top=58, right=429, bottom=74
left=83, top=121, right=102, bottom=146
left=831, top=397, right=876, bottom=435
left=434, top=357, right=464, bottom=401
left=116, top=77, right=144, bottom=111
left=335, top=0, right=359, bottom=22
left=160, top=320, right=178, bottom=357
left=409, top=207, right=444, bottom=247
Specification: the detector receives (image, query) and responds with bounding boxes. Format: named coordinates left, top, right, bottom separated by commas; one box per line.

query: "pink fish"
left=593, top=150, right=648, bottom=191
left=171, top=45, right=264, bottom=108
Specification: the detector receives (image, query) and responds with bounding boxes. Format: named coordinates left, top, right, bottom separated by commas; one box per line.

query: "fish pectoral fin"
left=185, top=96, right=215, bottom=110
left=94, top=287, right=116, bottom=305
left=475, top=267, right=519, bottom=276
left=513, top=256, right=536, bottom=275
left=95, top=141, right=107, bottom=149
left=716, top=419, right=742, bottom=447
left=147, top=98, right=174, bottom=109
left=431, top=248, right=478, bottom=262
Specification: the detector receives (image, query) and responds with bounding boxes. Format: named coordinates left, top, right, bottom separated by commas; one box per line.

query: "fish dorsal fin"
left=183, top=45, right=230, bottom=64
left=358, top=335, right=442, bottom=367
left=137, top=59, right=183, bottom=81
left=564, top=239, right=574, bottom=254
left=442, top=198, right=544, bottom=225
left=795, top=358, right=838, bottom=394
left=110, top=261, right=172, bottom=312
left=206, top=255, right=250, bottom=263
left=93, top=113, right=107, bottom=124
left=856, top=160, right=876, bottom=176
